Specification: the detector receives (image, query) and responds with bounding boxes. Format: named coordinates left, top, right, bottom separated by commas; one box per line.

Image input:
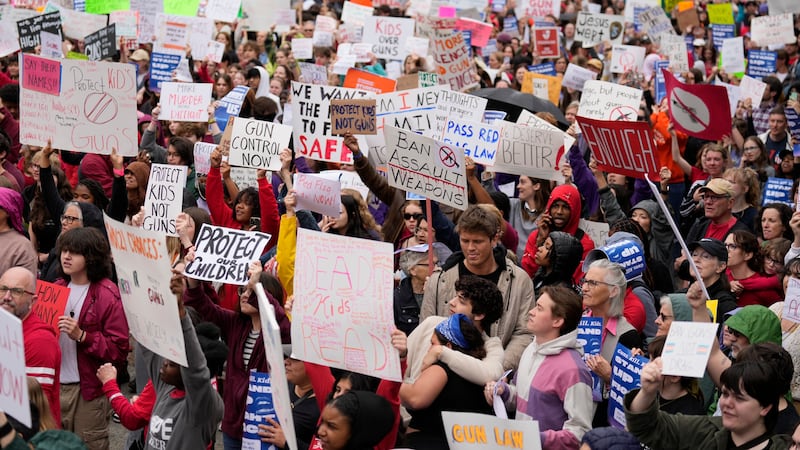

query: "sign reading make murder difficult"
left=577, top=116, right=659, bottom=180
left=20, top=55, right=139, bottom=156
left=183, top=224, right=272, bottom=286
left=383, top=125, right=467, bottom=211
left=291, top=81, right=372, bottom=164
left=105, top=215, right=188, bottom=367
left=292, top=228, right=401, bottom=381
left=228, top=117, right=293, bottom=171
left=143, top=164, right=187, bottom=236
left=159, top=81, right=213, bottom=122
left=491, top=121, right=565, bottom=182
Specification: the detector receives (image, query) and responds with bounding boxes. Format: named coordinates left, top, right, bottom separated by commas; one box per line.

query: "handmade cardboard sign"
left=578, top=80, right=642, bottom=121
left=750, top=13, right=794, bottom=47
left=142, top=164, right=187, bottom=236
left=32, top=280, right=69, bottom=335
left=330, top=99, right=377, bottom=135
left=492, top=121, right=564, bottom=182
left=293, top=172, right=342, bottom=217
left=661, top=322, right=718, bottom=378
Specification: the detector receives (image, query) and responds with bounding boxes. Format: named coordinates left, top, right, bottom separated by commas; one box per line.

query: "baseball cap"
left=129, top=49, right=150, bottom=61
left=699, top=178, right=734, bottom=197
left=586, top=58, right=603, bottom=71
left=688, top=238, right=728, bottom=262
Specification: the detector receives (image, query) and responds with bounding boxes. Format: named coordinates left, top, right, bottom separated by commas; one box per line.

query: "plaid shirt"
left=751, top=100, right=775, bottom=135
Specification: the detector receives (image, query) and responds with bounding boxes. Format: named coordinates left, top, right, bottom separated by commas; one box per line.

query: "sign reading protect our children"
left=183, top=224, right=272, bottom=286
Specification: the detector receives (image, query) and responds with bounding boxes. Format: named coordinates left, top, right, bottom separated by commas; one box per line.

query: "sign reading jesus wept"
left=20, top=56, right=139, bottom=156
left=292, top=228, right=401, bottom=381
left=383, top=125, right=467, bottom=211
left=491, top=121, right=565, bottom=182
left=577, top=116, right=659, bottom=181
left=183, top=224, right=272, bottom=286
left=290, top=81, right=372, bottom=164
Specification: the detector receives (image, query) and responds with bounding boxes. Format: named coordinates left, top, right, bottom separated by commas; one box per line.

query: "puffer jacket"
left=532, top=231, right=583, bottom=293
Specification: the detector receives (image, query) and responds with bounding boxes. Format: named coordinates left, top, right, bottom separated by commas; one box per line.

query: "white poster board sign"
left=739, top=75, right=767, bottom=107
left=750, top=13, right=794, bottom=47
left=492, top=121, right=565, bottom=182
left=159, top=82, right=213, bottom=122
left=363, top=16, right=414, bottom=61
left=441, top=411, right=542, bottom=450
left=193, top=142, right=216, bottom=175
left=143, top=164, right=187, bottom=236
left=184, top=224, right=272, bottom=286
left=661, top=321, right=718, bottom=378
left=440, top=118, right=501, bottom=166
left=610, top=44, right=646, bottom=74
left=293, top=172, right=342, bottom=217
left=0, top=308, right=30, bottom=427
left=562, top=63, right=597, bottom=91
left=229, top=117, right=293, bottom=171
left=578, top=80, right=642, bottom=121
left=721, top=37, right=745, bottom=74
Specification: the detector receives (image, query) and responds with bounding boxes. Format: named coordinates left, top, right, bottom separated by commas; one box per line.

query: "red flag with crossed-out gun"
left=663, top=68, right=731, bottom=141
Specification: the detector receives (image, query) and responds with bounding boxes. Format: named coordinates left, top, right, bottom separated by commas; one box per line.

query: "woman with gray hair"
left=580, top=258, right=643, bottom=427
left=394, top=249, right=432, bottom=335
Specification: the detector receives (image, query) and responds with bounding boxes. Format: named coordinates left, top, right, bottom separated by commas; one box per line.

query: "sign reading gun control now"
left=184, top=224, right=272, bottom=286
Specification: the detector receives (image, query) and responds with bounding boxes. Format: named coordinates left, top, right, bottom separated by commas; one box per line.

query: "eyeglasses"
left=658, top=313, right=673, bottom=321
left=701, top=194, right=730, bottom=202
left=0, top=286, right=35, bottom=299
left=403, top=213, right=423, bottom=220
left=580, top=278, right=613, bottom=289
left=725, top=243, right=739, bottom=251
left=60, top=214, right=81, bottom=224
left=765, top=257, right=784, bottom=267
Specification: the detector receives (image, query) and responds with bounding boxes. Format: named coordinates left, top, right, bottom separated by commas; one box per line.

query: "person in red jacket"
left=0, top=267, right=61, bottom=427
left=521, top=184, right=594, bottom=283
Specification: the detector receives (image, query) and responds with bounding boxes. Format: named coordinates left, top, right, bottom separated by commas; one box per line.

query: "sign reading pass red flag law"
left=663, top=69, right=731, bottom=141
left=577, top=116, right=659, bottom=180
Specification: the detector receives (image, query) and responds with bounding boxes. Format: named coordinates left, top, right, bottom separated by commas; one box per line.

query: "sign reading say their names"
left=229, top=117, right=293, bottom=171
left=492, top=121, right=565, bottom=182
left=105, top=215, right=188, bottom=367
left=441, top=118, right=502, bottom=166
left=578, top=80, right=643, bottom=121
left=661, top=321, right=718, bottom=378
left=20, top=57, right=139, bottom=157
left=292, top=229, right=401, bottom=381
left=330, top=99, right=377, bottom=135
left=143, top=164, right=187, bottom=236
left=441, top=411, right=542, bottom=450
left=384, top=125, right=467, bottom=210
left=21, top=54, right=61, bottom=96
left=577, top=116, right=659, bottom=180
left=293, top=172, right=342, bottom=217
left=31, top=280, right=69, bottom=335
left=160, top=81, right=213, bottom=122
left=0, top=308, right=30, bottom=427
left=184, top=224, right=272, bottom=286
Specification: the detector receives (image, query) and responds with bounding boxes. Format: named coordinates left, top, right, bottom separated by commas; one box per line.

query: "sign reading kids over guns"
left=330, top=99, right=377, bottom=135
left=292, top=228, right=401, bottom=381
left=183, top=224, right=272, bottom=286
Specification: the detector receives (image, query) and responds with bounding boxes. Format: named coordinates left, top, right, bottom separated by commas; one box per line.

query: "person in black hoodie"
left=532, top=231, right=583, bottom=293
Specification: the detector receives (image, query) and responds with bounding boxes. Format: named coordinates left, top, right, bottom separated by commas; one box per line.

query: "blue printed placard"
left=503, top=15, right=517, bottom=34
left=763, top=177, right=795, bottom=207
left=148, top=52, right=182, bottom=92
left=528, top=62, right=557, bottom=76
left=592, top=238, right=645, bottom=280
left=655, top=60, right=670, bottom=104
left=214, top=85, right=250, bottom=132
left=242, top=371, right=278, bottom=450
left=785, top=107, right=800, bottom=157
left=711, top=24, right=735, bottom=50
left=608, top=344, right=648, bottom=429
left=747, top=50, right=777, bottom=79
left=483, top=110, right=507, bottom=123
left=578, top=316, right=604, bottom=402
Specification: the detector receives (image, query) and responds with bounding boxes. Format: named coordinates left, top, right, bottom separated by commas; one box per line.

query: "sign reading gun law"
left=0, top=308, right=30, bottom=427
left=441, top=411, right=542, bottom=450
left=183, top=224, right=272, bottom=286
left=143, top=164, right=187, bottom=236
left=330, top=99, right=377, bottom=135
left=383, top=126, right=467, bottom=211
left=229, top=117, right=293, bottom=171
left=491, top=121, right=565, bottom=182
left=32, top=280, right=70, bottom=335
left=577, top=116, right=659, bottom=180
left=291, top=81, right=372, bottom=164
left=104, top=215, right=188, bottom=367
left=292, top=228, right=401, bottom=381
left=20, top=57, right=138, bottom=156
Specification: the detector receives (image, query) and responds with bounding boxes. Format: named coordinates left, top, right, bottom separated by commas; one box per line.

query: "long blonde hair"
left=28, top=377, right=57, bottom=431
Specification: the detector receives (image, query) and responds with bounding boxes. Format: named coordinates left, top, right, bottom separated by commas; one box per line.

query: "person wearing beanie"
left=122, top=161, right=150, bottom=222
left=316, top=391, right=394, bottom=450
left=532, top=231, right=584, bottom=293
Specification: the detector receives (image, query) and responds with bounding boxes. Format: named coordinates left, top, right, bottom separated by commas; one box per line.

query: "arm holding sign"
left=257, top=169, right=281, bottom=249
left=569, top=141, right=599, bottom=216
left=276, top=191, right=298, bottom=297
left=345, top=133, right=398, bottom=208
left=107, top=148, right=128, bottom=222
left=669, top=124, right=693, bottom=178
left=786, top=213, right=800, bottom=264
left=465, top=158, right=494, bottom=205
left=592, top=159, right=626, bottom=225
left=141, top=106, right=167, bottom=164
left=38, top=141, right=67, bottom=223
left=686, top=282, right=729, bottom=388
left=206, top=147, right=239, bottom=229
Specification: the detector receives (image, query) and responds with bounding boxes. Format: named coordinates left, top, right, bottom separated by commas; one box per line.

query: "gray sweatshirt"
left=144, top=315, right=224, bottom=450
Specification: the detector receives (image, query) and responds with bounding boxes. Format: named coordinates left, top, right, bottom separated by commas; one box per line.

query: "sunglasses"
left=404, top=213, right=423, bottom=220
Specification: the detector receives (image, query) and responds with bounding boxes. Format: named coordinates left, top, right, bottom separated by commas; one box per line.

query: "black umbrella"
left=471, top=88, right=569, bottom=129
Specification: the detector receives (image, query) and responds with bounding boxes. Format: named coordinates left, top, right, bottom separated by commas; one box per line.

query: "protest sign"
left=533, top=27, right=559, bottom=58
left=575, top=11, right=624, bottom=48
left=405, top=36, right=429, bottom=58
left=768, top=0, right=800, bottom=15
left=17, top=11, right=61, bottom=53
left=362, top=16, right=414, bottom=61
left=204, top=0, right=241, bottom=23
left=751, top=14, right=794, bottom=47
left=707, top=3, right=733, bottom=25
left=20, top=57, right=139, bottom=156
left=456, top=17, right=493, bottom=47
left=31, top=280, right=69, bottom=335
left=291, top=82, right=372, bottom=164
left=292, top=38, right=313, bottom=60
left=747, top=51, right=777, bottom=80
left=293, top=173, right=341, bottom=217
left=441, top=412, right=542, bottom=450
left=661, top=321, right=718, bottom=378
left=341, top=1, right=373, bottom=26
left=654, top=60, right=670, bottom=104
left=332, top=55, right=357, bottom=76
left=163, top=0, right=200, bottom=15
left=330, top=99, right=377, bottom=135
left=610, top=45, right=645, bottom=73
left=577, top=116, right=659, bottom=180
left=440, top=118, right=501, bottom=166
left=638, top=6, right=674, bottom=42
left=711, top=24, right=735, bottom=51
left=318, top=170, right=369, bottom=199
left=624, top=0, right=658, bottom=22
left=721, top=37, right=745, bottom=74
left=109, top=10, right=138, bottom=41
left=184, top=224, right=272, bottom=285
left=229, top=117, right=292, bottom=171
left=561, top=63, right=596, bottom=91
left=739, top=75, right=767, bottom=108
left=130, top=0, right=161, bottom=43
left=431, top=29, right=478, bottom=92
left=0, top=21, right=21, bottom=58
left=367, top=86, right=442, bottom=164
left=143, top=164, right=187, bottom=236
left=762, top=177, right=795, bottom=207
left=149, top=52, right=182, bottom=91
left=20, top=54, right=61, bottom=96
left=160, top=82, right=213, bottom=122
left=298, top=62, right=328, bottom=85
left=433, top=90, right=488, bottom=137
left=783, top=278, right=800, bottom=324
left=578, top=80, right=642, bottom=121
left=383, top=126, right=467, bottom=210
left=528, top=62, right=556, bottom=76
left=664, top=69, right=731, bottom=140
left=43, top=4, right=106, bottom=42
left=342, top=69, right=396, bottom=94
left=205, top=41, right=225, bottom=63
left=40, top=30, right=63, bottom=59
left=786, top=108, right=800, bottom=157
left=579, top=219, right=609, bottom=247
left=676, top=7, right=700, bottom=31
left=608, top=344, right=648, bottom=429
left=589, top=238, right=645, bottom=279
left=193, top=142, right=215, bottom=175
left=396, top=74, right=419, bottom=91
left=105, top=215, right=187, bottom=367
left=254, top=283, right=297, bottom=450
left=516, top=0, right=559, bottom=19
left=241, top=372, right=277, bottom=450
left=661, top=34, right=689, bottom=73
left=419, top=71, right=439, bottom=87
left=273, top=9, right=296, bottom=33
left=84, top=24, right=116, bottom=61
left=516, top=109, right=576, bottom=156
left=577, top=317, right=603, bottom=357
left=491, top=121, right=564, bottom=182
left=154, top=14, right=188, bottom=53
left=214, top=85, right=249, bottom=131
left=0, top=309, right=30, bottom=427
left=292, top=229, right=401, bottom=380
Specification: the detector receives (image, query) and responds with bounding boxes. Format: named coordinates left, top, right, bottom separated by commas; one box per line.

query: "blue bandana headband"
left=435, top=313, right=471, bottom=349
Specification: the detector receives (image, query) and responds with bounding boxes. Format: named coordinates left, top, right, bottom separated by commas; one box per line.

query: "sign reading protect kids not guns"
left=184, top=224, right=272, bottom=286
left=104, top=215, right=188, bottom=367
left=292, top=229, right=401, bottom=381
left=384, top=126, right=468, bottom=211
left=20, top=55, right=139, bottom=157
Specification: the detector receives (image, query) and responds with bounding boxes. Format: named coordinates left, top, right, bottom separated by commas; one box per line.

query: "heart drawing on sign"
left=609, top=22, right=623, bottom=40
